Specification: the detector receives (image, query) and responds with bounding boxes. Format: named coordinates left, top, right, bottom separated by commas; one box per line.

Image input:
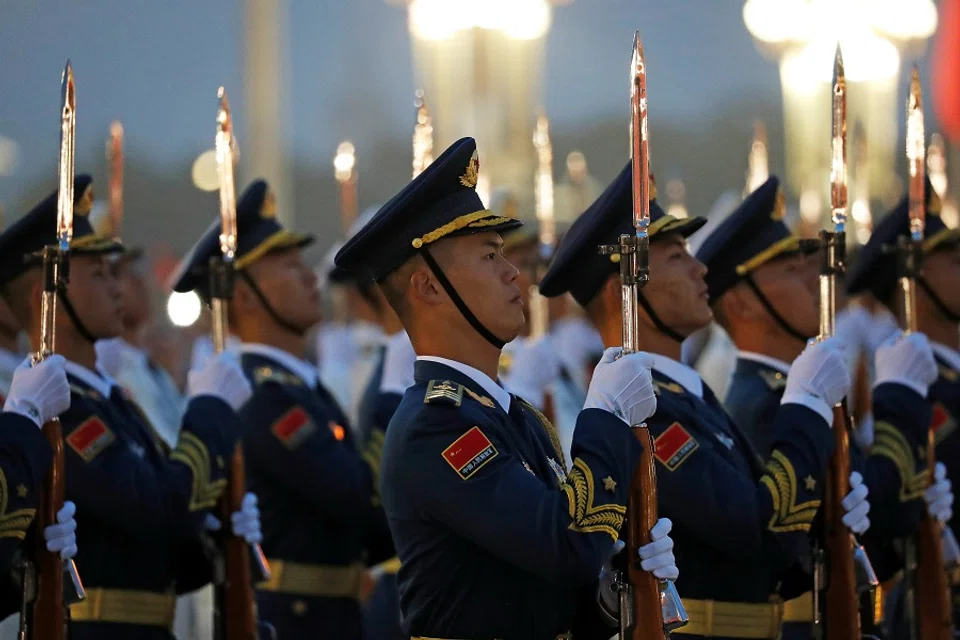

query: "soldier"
left=698, top=176, right=944, bottom=635
left=0, top=355, right=78, bottom=616
left=335, top=138, right=678, bottom=639
left=0, top=175, right=260, bottom=640
left=539, top=162, right=867, bottom=640
left=846, top=180, right=960, bottom=629
left=171, top=179, right=394, bottom=639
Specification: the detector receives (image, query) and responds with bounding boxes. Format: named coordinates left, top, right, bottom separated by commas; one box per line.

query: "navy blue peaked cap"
left=539, top=161, right=706, bottom=307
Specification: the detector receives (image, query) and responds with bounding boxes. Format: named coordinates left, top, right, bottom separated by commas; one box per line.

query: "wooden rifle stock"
left=625, top=427, right=664, bottom=640
left=914, top=429, right=952, bottom=640
left=216, top=445, right=258, bottom=640
left=31, top=420, right=66, bottom=639
left=823, top=404, right=860, bottom=640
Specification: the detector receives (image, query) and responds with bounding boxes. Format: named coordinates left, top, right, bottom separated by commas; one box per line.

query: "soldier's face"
left=63, top=254, right=124, bottom=339
left=923, top=243, right=960, bottom=319
left=642, top=234, right=712, bottom=336
left=439, top=232, right=525, bottom=342
left=750, top=252, right=820, bottom=338
left=112, top=258, right=150, bottom=329
left=246, top=248, right=322, bottom=333
left=504, top=241, right=538, bottom=319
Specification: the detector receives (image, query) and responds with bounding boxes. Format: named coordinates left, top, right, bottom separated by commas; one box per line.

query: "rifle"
left=412, top=90, right=433, bottom=180
left=210, top=87, right=272, bottom=640
left=599, top=32, right=686, bottom=640
left=900, top=67, right=956, bottom=640
left=23, top=60, right=86, bottom=640
left=106, top=121, right=124, bottom=238
left=816, top=46, right=878, bottom=640
left=530, top=110, right=557, bottom=420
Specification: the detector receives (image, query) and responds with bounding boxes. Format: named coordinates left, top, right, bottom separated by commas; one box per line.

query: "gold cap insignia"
left=261, top=189, right=277, bottom=219
left=75, top=185, right=94, bottom=217
left=460, top=150, right=479, bottom=188
left=770, top=188, right=786, bottom=221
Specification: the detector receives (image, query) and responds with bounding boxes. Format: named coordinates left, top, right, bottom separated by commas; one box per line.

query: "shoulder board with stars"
left=253, top=366, right=304, bottom=387
left=424, top=380, right=464, bottom=407
left=757, top=368, right=787, bottom=390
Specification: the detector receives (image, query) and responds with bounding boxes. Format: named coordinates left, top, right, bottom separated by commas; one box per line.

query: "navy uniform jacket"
left=930, top=345, right=960, bottom=542
left=61, top=364, right=238, bottom=640
left=644, top=357, right=833, bottom=636
left=382, top=359, right=641, bottom=640
left=0, top=413, right=53, bottom=617
left=726, top=356, right=931, bottom=545
left=239, top=350, right=392, bottom=640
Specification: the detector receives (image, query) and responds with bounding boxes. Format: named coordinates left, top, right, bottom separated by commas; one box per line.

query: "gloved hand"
left=187, top=351, right=252, bottom=411
left=599, top=518, right=679, bottom=614
left=924, top=462, right=954, bottom=523
left=865, top=308, right=901, bottom=354
left=874, top=332, right=938, bottom=397
left=379, top=331, right=417, bottom=395
left=502, top=336, right=561, bottom=410
left=781, top=337, right=851, bottom=426
left=835, top=305, right=871, bottom=355
left=4, top=355, right=71, bottom=428
left=842, top=471, right=871, bottom=534
left=44, top=500, right=78, bottom=560
left=231, top=492, right=263, bottom=544
left=584, top=348, right=657, bottom=427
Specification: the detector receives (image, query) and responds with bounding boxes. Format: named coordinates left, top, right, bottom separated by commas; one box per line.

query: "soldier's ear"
left=409, top=266, right=443, bottom=307
left=724, top=284, right=760, bottom=322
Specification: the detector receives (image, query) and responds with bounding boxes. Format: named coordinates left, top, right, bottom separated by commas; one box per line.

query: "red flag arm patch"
left=67, top=417, right=116, bottom=462
left=271, top=407, right=317, bottom=450
left=932, top=402, right=957, bottom=445
left=442, top=426, right=499, bottom=480
left=654, top=422, right=699, bottom=471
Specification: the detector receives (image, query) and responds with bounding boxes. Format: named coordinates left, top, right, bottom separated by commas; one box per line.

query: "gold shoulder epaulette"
left=424, top=380, right=464, bottom=407
left=464, top=387, right=496, bottom=409
left=654, top=380, right=684, bottom=395
left=757, top=368, right=787, bottom=391
left=253, top=366, right=304, bottom=387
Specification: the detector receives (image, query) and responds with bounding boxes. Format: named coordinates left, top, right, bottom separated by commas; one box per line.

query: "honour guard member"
left=698, top=176, right=945, bottom=636
left=335, top=137, right=678, bottom=639
left=172, top=179, right=394, bottom=640
left=0, top=176, right=259, bottom=639
left=539, top=162, right=866, bottom=640
left=847, top=181, right=960, bottom=623
left=0, top=355, right=79, bottom=615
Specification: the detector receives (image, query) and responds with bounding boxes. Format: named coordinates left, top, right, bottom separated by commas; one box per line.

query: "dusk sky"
left=0, top=1, right=785, bottom=211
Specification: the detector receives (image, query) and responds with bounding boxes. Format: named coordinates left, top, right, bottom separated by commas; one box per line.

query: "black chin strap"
left=636, top=291, right=686, bottom=344
left=742, top=275, right=812, bottom=343
left=419, top=247, right=507, bottom=349
left=56, top=290, right=98, bottom=344
left=237, top=270, right=306, bottom=337
left=917, top=276, right=960, bottom=324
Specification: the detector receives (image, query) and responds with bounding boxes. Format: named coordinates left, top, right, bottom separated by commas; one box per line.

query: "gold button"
left=291, top=599, right=308, bottom=616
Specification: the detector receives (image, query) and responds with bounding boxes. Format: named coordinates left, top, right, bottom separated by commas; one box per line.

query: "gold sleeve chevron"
left=362, top=430, right=385, bottom=507
left=170, top=432, right=228, bottom=511
left=871, top=421, right=929, bottom=502
left=560, top=458, right=626, bottom=541
left=0, top=469, right=36, bottom=541
left=518, top=398, right=567, bottom=470
left=760, top=450, right=821, bottom=533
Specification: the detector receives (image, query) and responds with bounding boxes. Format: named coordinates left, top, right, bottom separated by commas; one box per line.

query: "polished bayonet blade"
left=631, top=31, right=649, bottom=236
left=57, top=60, right=76, bottom=251
left=907, top=66, right=925, bottom=243
left=830, top=44, right=847, bottom=233
left=533, top=109, right=556, bottom=249
left=108, top=121, right=124, bottom=236
left=216, top=87, right=238, bottom=263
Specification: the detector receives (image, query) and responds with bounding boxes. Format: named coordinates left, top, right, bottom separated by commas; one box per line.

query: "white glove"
left=925, top=462, right=954, bottom=523
left=231, top=492, right=263, bottom=544
left=502, top=336, right=561, bottom=410
left=44, top=500, right=78, bottom=560
left=187, top=351, right=252, bottom=411
left=874, top=332, right=938, bottom=398
left=584, top=348, right=657, bottom=427
left=379, top=332, right=417, bottom=395
left=865, top=308, right=901, bottom=353
left=842, top=471, right=871, bottom=534
left=835, top=306, right=871, bottom=354
left=599, top=518, right=679, bottom=614
left=4, top=355, right=71, bottom=428
left=781, top=337, right=851, bottom=426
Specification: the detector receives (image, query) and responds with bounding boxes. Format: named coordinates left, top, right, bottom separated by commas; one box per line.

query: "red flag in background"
left=934, top=0, right=960, bottom=142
